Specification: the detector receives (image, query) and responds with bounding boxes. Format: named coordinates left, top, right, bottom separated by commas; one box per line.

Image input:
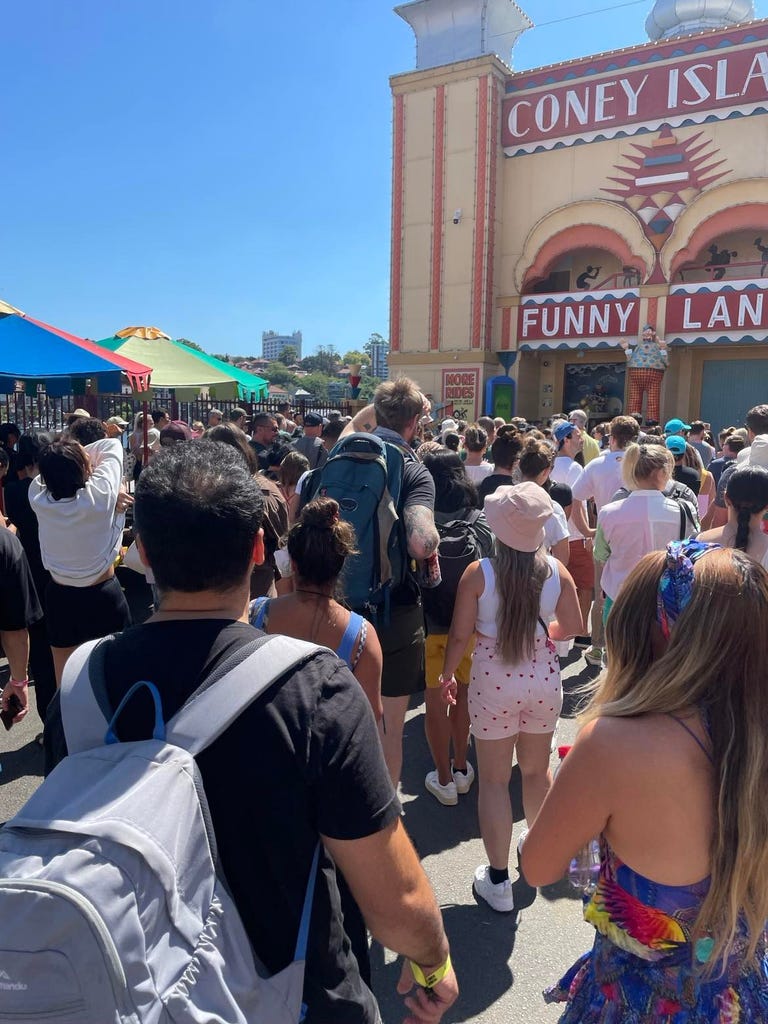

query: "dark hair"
left=38, top=440, right=91, bottom=500
left=69, top=417, right=107, bottom=446
left=287, top=497, right=357, bottom=587
left=279, top=451, right=310, bottom=487
left=519, top=437, right=554, bottom=479
left=0, top=422, right=20, bottom=446
left=746, top=405, right=768, bottom=436
left=610, top=415, right=640, bottom=449
left=442, top=431, right=461, bottom=453
left=726, top=467, right=768, bottom=552
left=463, top=425, right=488, bottom=453
left=17, top=431, right=51, bottom=469
left=490, top=424, right=523, bottom=469
left=202, top=423, right=258, bottom=473
left=725, top=436, right=746, bottom=455
left=0, top=448, right=8, bottom=472
left=134, top=442, right=264, bottom=593
left=151, top=408, right=169, bottom=426
left=322, top=420, right=344, bottom=446
left=229, top=408, right=248, bottom=423
left=252, top=412, right=277, bottom=430
left=690, top=420, right=706, bottom=434
left=422, top=449, right=479, bottom=512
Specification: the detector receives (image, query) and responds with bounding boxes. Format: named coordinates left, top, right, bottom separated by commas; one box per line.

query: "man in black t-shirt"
left=45, top=441, right=457, bottom=1024
left=341, top=379, right=439, bottom=789
left=0, top=528, right=43, bottom=725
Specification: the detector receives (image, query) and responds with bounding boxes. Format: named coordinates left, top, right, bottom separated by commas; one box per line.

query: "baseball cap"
left=664, top=418, right=691, bottom=434
left=665, top=436, right=687, bottom=455
left=553, top=421, right=576, bottom=445
left=484, top=483, right=553, bottom=552
left=106, top=415, right=129, bottom=429
left=303, top=412, right=328, bottom=427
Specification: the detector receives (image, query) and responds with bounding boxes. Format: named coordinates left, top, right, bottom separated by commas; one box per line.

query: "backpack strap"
left=60, top=636, right=118, bottom=754
left=166, top=634, right=322, bottom=756
left=336, top=611, right=364, bottom=668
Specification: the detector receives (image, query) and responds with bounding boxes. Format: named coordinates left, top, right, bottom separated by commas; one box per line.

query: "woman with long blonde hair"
left=522, top=542, right=768, bottom=1022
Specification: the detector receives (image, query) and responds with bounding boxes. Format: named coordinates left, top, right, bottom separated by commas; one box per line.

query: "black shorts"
left=375, top=601, right=426, bottom=699
left=45, top=576, right=132, bottom=649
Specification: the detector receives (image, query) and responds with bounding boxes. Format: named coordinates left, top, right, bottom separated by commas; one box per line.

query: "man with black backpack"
left=19, top=442, right=457, bottom=1024
left=320, top=378, right=440, bottom=789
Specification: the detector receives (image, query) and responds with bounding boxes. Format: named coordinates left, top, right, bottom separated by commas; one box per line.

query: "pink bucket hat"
left=484, top=482, right=553, bottom=552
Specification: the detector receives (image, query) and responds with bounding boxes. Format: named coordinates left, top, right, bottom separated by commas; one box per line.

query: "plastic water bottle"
left=556, top=746, right=601, bottom=894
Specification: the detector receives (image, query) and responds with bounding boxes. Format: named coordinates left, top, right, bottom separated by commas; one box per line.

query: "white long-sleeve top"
left=31, top=438, right=126, bottom=587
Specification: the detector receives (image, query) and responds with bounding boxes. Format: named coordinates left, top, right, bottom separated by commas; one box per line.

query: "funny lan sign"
left=503, top=24, right=768, bottom=154
left=442, top=368, right=480, bottom=421
left=666, top=283, right=768, bottom=338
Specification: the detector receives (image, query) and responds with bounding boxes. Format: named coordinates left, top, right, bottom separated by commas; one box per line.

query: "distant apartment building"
left=262, top=330, right=302, bottom=362
left=369, top=336, right=389, bottom=380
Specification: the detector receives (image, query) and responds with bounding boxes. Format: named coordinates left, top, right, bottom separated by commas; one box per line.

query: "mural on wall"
left=755, top=238, right=768, bottom=277
left=564, top=362, right=626, bottom=417
left=576, top=265, right=602, bottom=289
left=705, top=244, right=738, bottom=280
left=602, top=126, right=729, bottom=255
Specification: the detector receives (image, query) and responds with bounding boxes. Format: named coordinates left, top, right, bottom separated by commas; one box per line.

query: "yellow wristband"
left=409, top=953, right=452, bottom=990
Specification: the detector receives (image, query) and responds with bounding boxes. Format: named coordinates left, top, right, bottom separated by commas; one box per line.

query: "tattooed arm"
left=403, top=504, right=440, bottom=561
left=341, top=404, right=377, bottom=437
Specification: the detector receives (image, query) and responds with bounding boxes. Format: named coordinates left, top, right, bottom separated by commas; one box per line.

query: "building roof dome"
left=646, top=0, right=754, bottom=40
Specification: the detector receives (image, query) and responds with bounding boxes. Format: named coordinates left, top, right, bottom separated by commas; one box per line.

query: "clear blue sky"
left=2, top=1, right=766, bottom=356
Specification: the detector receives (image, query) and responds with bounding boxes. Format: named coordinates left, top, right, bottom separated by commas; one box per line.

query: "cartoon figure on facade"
left=576, top=265, right=601, bottom=290
left=754, top=238, right=768, bottom=277
left=620, top=324, right=668, bottom=423
left=705, top=244, right=737, bottom=280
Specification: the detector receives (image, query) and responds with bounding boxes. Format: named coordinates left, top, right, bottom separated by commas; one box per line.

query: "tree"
left=263, top=361, right=298, bottom=387
left=364, top=333, right=387, bottom=358
left=300, top=345, right=340, bottom=376
left=177, top=337, right=206, bottom=353
left=359, top=376, right=382, bottom=402
left=297, top=372, right=332, bottom=400
left=342, top=349, right=371, bottom=369
left=279, top=344, right=298, bottom=365
left=211, top=353, right=231, bottom=363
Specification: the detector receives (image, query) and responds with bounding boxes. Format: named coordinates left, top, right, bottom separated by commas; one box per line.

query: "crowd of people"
left=1, top=383, right=768, bottom=1022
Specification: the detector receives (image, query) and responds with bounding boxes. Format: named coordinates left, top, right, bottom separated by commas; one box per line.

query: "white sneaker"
left=425, top=770, right=458, bottom=806
left=473, top=865, right=517, bottom=913
left=451, top=761, right=475, bottom=794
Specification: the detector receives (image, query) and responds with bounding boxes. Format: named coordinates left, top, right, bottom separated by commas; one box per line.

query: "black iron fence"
left=0, top=393, right=353, bottom=432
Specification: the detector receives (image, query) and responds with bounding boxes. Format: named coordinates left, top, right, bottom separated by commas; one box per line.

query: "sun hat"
left=440, top=417, right=459, bottom=435
left=484, top=482, right=553, bottom=552
left=664, top=418, right=691, bottom=434
left=106, top=415, right=129, bottom=429
left=72, top=408, right=90, bottom=418
left=665, top=435, right=687, bottom=456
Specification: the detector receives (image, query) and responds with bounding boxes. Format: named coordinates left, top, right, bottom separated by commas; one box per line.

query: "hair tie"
left=656, top=540, right=721, bottom=639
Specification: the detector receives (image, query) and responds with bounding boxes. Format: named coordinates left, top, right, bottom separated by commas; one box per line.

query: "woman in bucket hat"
left=441, top=483, right=582, bottom=915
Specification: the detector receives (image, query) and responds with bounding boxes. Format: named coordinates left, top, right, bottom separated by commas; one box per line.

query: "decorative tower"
left=646, top=0, right=755, bottom=40
left=389, top=0, right=532, bottom=416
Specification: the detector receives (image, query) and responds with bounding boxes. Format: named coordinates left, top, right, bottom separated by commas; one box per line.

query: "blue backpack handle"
left=104, top=680, right=166, bottom=745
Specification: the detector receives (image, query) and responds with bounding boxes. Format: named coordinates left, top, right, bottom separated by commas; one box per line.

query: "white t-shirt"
left=464, top=462, right=494, bottom=484
left=551, top=456, right=586, bottom=541
left=571, top=449, right=627, bottom=513
left=544, top=502, right=570, bottom=552
left=31, top=438, right=125, bottom=587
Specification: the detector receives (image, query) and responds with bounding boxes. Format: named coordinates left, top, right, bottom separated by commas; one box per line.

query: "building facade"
left=369, top=335, right=390, bottom=380
left=261, top=330, right=303, bottom=362
left=390, top=0, right=768, bottom=431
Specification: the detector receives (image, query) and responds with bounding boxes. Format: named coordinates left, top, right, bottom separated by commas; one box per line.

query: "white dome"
left=646, top=0, right=755, bottom=40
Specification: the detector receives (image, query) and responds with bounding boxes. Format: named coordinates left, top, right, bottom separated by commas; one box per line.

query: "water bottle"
left=556, top=746, right=601, bottom=894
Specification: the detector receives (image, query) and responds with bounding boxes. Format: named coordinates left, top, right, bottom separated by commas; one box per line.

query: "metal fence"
left=0, top=393, right=353, bottom=432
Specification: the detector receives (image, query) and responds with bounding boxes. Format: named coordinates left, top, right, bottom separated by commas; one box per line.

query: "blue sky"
left=2, top=0, right=766, bottom=356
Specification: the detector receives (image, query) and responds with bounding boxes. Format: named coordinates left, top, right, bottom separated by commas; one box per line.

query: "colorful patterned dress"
left=545, top=838, right=768, bottom=1022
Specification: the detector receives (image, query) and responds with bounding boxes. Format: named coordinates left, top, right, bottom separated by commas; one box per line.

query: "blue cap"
left=664, top=418, right=691, bottom=434
left=665, top=435, right=687, bottom=455
left=554, top=421, right=576, bottom=445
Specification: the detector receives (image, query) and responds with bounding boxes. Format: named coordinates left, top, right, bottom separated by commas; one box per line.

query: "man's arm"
left=403, top=505, right=440, bottom=560
left=341, top=403, right=377, bottom=437
left=324, top=820, right=458, bottom=1021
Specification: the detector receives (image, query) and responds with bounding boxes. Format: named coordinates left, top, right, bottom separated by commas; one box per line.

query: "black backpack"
left=422, top=510, right=485, bottom=631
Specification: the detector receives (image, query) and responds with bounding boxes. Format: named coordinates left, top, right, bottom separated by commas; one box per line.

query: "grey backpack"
left=0, top=632, right=322, bottom=1024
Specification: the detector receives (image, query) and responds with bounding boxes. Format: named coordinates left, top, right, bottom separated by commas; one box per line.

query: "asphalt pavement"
left=0, top=642, right=599, bottom=1024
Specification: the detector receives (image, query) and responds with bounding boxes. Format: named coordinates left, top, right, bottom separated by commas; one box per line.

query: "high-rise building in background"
left=261, top=330, right=303, bottom=362
left=369, top=336, right=389, bottom=380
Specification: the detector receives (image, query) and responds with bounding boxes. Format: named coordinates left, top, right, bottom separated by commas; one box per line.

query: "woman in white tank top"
left=441, top=483, right=582, bottom=915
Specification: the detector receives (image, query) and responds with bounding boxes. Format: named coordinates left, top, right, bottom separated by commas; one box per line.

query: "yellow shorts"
left=425, top=633, right=474, bottom=688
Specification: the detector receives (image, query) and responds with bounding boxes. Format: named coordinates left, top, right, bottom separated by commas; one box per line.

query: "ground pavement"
left=0, top=640, right=598, bottom=1024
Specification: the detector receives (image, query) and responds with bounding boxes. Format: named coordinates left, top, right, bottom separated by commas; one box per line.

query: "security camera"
left=453, top=209, right=462, bottom=225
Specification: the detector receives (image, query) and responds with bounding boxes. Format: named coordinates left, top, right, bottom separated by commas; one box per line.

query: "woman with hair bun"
left=249, top=497, right=383, bottom=720
left=594, top=443, right=697, bottom=622
left=698, top=465, right=768, bottom=566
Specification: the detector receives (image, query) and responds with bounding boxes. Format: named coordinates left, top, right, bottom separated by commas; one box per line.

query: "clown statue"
left=620, top=324, right=668, bottom=424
